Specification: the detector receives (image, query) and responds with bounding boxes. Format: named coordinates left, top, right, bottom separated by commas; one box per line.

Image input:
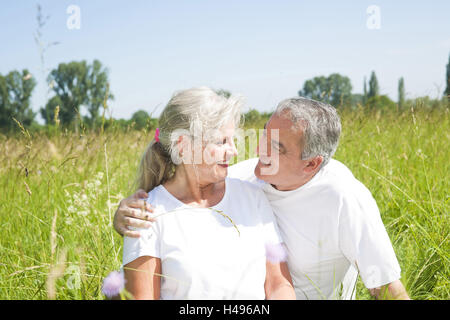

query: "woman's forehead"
left=203, top=122, right=235, bottom=139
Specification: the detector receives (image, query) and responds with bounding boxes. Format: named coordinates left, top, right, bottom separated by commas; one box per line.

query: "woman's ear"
left=176, top=135, right=185, bottom=154
left=177, top=135, right=194, bottom=164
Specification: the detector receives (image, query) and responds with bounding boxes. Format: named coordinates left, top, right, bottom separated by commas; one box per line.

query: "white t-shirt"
left=122, top=177, right=283, bottom=300
left=228, top=158, right=401, bottom=300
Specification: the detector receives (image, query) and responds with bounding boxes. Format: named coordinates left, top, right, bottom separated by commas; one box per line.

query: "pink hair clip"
left=154, top=128, right=160, bottom=143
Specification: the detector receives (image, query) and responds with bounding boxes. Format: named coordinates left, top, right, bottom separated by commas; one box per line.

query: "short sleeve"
left=338, top=183, right=401, bottom=289
left=122, top=223, right=161, bottom=267
left=256, top=188, right=284, bottom=245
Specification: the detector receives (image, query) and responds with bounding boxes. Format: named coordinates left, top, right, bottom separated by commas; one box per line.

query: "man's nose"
left=258, top=135, right=271, bottom=157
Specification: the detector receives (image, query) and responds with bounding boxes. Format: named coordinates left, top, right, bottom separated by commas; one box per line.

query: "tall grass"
left=0, top=107, right=448, bottom=299
left=335, top=107, right=449, bottom=300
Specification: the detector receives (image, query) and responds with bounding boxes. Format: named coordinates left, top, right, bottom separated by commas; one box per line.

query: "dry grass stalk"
left=23, top=181, right=32, bottom=196
left=54, top=105, right=60, bottom=127
left=46, top=249, right=67, bottom=300
left=50, top=209, right=58, bottom=258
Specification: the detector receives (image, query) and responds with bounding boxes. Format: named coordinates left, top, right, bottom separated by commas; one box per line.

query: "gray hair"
left=274, top=97, right=341, bottom=167
left=137, top=87, right=243, bottom=192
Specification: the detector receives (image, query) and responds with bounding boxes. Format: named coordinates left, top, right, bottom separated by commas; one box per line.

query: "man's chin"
left=254, top=162, right=273, bottom=182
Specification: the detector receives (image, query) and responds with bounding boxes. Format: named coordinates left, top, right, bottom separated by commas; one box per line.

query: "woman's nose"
left=227, top=139, right=238, bottom=158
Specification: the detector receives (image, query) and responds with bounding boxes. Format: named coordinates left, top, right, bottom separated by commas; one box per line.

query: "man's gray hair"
left=275, top=97, right=341, bottom=167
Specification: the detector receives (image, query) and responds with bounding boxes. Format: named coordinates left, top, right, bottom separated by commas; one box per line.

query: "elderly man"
left=113, top=97, right=410, bottom=300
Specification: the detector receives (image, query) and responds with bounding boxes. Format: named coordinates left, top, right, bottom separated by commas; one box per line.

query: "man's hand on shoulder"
left=113, top=189, right=155, bottom=238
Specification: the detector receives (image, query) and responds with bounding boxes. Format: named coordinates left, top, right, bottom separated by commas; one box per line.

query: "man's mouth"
left=258, top=159, right=271, bottom=166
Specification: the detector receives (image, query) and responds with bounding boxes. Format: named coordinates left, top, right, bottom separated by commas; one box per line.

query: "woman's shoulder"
left=224, top=177, right=276, bottom=226
left=146, top=185, right=165, bottom=205
left=145, top=185, right=184, bottom=214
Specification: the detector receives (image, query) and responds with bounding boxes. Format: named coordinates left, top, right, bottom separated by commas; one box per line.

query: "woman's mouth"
left=217, top=161, right=228, bottom=169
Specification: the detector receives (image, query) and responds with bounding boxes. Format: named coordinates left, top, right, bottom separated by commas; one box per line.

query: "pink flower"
left=265, top=243, right=288, bottom=264
left=102, top=271, right=125, bottom=298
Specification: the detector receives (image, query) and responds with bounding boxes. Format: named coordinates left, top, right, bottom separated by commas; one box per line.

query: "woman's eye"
left=215, top=138, right=226, bottom=145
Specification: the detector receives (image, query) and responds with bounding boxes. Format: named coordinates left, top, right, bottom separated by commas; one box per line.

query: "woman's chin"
left=214, top=165, right=228, bottom=180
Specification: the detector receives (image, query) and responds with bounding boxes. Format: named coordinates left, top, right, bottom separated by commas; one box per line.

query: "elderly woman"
left=122, top=87, right=295, bottom=299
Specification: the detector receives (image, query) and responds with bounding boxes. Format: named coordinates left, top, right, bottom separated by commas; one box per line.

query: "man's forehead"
left=266, top=114, right=303, bottom=152
left=266, top=114, right=300, bottom=134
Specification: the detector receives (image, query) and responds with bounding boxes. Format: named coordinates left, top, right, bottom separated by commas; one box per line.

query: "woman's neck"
left=163, top=165, right=225, bottom=207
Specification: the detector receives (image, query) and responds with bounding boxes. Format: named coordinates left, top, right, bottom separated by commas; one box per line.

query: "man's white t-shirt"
left=122, top=177, right=283, bottom=300
left=228, top=158, right=401, bottom=300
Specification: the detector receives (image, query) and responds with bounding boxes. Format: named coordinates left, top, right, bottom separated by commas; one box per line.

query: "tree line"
left=298, top=69, right=447, bottom=111
left=1, top=55, right=449, bottom=132
left=0, top=59, right=114, bottom=131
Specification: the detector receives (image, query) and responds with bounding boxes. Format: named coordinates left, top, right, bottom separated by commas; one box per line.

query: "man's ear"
left=304, top=155, right=323, bottom=173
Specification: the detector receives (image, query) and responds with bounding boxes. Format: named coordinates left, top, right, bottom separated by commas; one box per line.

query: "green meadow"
left=0, top=107, right=448, bottom=299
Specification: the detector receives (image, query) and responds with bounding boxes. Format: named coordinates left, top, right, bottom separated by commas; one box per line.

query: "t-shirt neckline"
left=156, top=178, right=229, bottom=210
left=263, top=165, right=325, bottom=196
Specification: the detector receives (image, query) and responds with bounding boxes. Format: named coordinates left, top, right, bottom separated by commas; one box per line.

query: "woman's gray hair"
left=275, top=97, right=341, bottom=167
left=136, top=87, right=243, bottom=192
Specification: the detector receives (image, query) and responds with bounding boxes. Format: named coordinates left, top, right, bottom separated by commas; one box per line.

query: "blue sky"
left=1, top=0, right=449, bottom=122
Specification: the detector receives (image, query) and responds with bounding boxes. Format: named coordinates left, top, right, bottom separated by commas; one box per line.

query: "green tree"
left=351, top=94, right=364, bottom=107
left=363, top=76, right=368, bottom=104
left=398, top=77, right=405, bottom=108
left=298, top=73, right=353, bottom=107
left=368, top=71, right=379, bottom=98
left=0, top=75, right=9, bottom=129
left=216, top=89, right=231, bottom=98
left=41, top=60, right=113, bottom=126
left=244, top=109, right=261, bottom=125
left=130, top=110, right=151, bottom=130
left=0, top=70, right=37, bottom=130
left=407, top=96, right=446, bottom=110
left=86, top=60, right=113, bottom=125
left=366, top=95, right=396, bottom=110
left=42, top=95, right=63, bottom=125
left=41, top=61, right=88, bottom=125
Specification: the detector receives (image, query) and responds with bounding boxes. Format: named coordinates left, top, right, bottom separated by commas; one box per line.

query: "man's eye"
left=272, top=144, right=280, bottom=152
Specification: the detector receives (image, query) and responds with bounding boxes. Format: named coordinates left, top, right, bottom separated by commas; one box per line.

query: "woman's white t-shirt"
left=122, top=177, right=283, bottom=300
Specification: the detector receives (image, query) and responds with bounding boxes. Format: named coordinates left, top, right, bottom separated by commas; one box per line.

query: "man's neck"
left=272, top=169, right=320, bottom=192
